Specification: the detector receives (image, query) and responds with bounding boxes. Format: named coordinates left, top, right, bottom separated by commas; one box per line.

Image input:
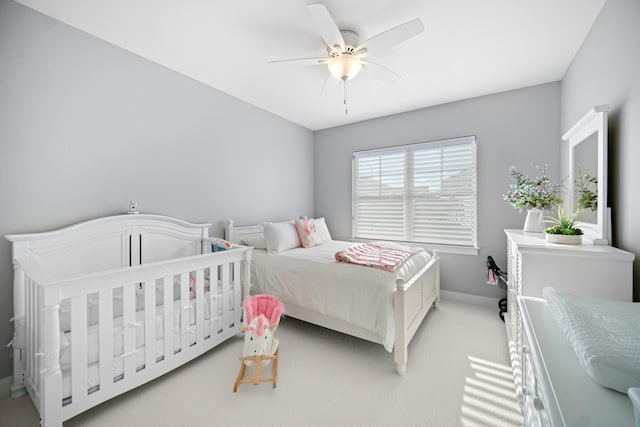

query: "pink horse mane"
left=243, top=294, right=283, bottom=336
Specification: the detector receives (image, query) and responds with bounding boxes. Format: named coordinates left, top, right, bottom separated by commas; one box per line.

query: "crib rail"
left=12, top=247, right=251, bottom=427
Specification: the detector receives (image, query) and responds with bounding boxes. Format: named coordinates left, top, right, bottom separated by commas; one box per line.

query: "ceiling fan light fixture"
left=328, top=54, right=362, bottom=81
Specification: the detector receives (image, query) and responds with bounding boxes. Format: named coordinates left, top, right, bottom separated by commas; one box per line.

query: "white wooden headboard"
left=6, top=214, right=211, bottom=278
left=225, top=220, right=264, bottom=245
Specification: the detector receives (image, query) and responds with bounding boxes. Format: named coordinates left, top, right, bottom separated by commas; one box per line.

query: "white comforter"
left=250, top=241, right=431, bottom=352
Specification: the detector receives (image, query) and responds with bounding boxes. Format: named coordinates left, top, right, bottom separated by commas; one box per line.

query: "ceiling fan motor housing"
left=328, top=54, right=362, bottom=80
left=330, top=30, right=360, bottom=56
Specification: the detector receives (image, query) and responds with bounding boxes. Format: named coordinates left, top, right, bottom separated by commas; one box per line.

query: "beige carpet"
left=0, top=298, right=522, bottom=427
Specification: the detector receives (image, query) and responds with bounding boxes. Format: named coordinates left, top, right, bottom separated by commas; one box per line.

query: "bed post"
left=433, top=250, right=441, bottom=306
left=227, top=219, right=252, bottom=300
left=41, top=288, right=63, bottom=427
left=10, top=263, right=27, bottom=398
left=225, top=220, right=235, bottom=244
left=393, top=279, right=408, bottom=376
left=242, top=250, right=252, bottom=301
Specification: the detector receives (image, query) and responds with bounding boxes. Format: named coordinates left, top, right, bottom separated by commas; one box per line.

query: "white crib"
left=6, top=214, right=252, bottom=427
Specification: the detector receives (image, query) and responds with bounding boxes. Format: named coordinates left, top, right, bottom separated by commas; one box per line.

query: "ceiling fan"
left=270, top=3, right=424, bottom=113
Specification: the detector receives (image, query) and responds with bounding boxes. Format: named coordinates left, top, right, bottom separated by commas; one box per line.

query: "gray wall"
left=560, top=0, right=640, bottom=300
left=314, top=83, right=561, bottom=299
left=0, top=0, right=314, bottom=379
left=3, top=0, right=637, bottom=384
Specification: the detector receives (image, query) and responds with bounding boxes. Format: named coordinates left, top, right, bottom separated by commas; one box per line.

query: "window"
left=352, top=136, right=477, bottom=248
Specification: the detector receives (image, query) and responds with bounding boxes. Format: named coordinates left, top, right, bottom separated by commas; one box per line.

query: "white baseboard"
left=0, top=376, right=12, bottom=399
left=441, top=290, right=500, bottom=308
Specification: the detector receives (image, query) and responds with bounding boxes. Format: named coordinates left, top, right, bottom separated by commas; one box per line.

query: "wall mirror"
left=562, top=104, right=609, bottom=245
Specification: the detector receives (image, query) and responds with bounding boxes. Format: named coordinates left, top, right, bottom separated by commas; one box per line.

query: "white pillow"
left=241, top=234, right=267, bottom=250
left=313, top=217, right=332, bottom=241
left=263, top=221, right=301, bottom=254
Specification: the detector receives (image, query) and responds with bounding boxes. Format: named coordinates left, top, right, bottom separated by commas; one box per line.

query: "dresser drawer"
left=522, top=344, right=550, bottom=426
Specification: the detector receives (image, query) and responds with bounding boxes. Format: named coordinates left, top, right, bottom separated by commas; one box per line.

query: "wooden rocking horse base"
left=233, top=349, right=279, bottom=392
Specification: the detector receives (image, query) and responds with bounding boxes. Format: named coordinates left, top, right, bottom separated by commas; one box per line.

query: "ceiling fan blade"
left=307, top=3, right=345, bottom=51
left=268, top=57, right=328, bottom=66
left=361, top=59, right=402, bottom=84
left=320, top=73, right=341, bottom=96
left=356, top=18, right=424, bottom=52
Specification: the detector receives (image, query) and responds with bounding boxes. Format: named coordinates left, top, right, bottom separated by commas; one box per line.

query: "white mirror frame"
left=562, top=104, right=610, bottom=245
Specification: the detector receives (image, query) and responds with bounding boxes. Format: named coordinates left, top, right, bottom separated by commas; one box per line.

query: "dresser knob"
left=533, top=396, right=544, bottom=411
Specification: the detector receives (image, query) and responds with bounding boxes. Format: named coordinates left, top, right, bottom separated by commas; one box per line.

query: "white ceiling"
left=15, top=0, right=606, bottom=131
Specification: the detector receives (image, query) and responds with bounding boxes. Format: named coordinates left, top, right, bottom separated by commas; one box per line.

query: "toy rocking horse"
left=233, top=294, right=284, bottom=392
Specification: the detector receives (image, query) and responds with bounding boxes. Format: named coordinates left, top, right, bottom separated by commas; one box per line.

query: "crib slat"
left=25, top=279, right=33, bottom=388
left=180, top=272, right=189, bottom=351
left=233, top=261, right=241, bottom=327
left=34, top=286, right=42, bottom=393
left=34, top=281, right=41, bottom=391
left=221, top=264, right=230, bottom=331
left=122, top=284, right=137, bottom=380
left=41, top=292, right=63, bottom=427
left=70, top=295, right=88, bottom=404
left=195, top=269, right=205, bottom=343
left=209, top=266, right=220, bottom=336
left=11, top=266, right=26, bottom=394
left=98, top=289, right=114, bottom=395
left=34, top=282, right=41, bottom=389
left=26, top=278, right=34, bottom=387
left=163, top=276, right=173, bottom=360
left=144, top=280, right=156, bottom=369
left=207, top=298, right=215, bottom=337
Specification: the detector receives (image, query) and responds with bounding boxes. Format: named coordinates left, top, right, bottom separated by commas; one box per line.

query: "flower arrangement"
left=575, top=170, right=598, bottom=211
left=503, top=164, right=563, bottom=211
left=544, top=206, right=583, bottom=236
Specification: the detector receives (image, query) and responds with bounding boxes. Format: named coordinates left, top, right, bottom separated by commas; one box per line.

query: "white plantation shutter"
left=353, top=136, right=477, bottom=247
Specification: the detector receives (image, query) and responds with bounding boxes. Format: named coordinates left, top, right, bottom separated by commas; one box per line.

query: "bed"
left=6, top=214, right=251, bottom=427
left=225, top=218, right=440, bottom=375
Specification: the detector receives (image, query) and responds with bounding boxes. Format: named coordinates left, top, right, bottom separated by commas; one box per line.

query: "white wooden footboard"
left=393, top=250, right=440, bottom=375
left=13, top=249, right=249, bottom=427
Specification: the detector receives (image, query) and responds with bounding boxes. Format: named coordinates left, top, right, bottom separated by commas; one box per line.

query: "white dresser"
left=503, top=229, right=634, bottom=410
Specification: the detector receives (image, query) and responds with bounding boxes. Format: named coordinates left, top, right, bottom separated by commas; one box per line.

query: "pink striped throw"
left=335, top=241, right=424, bottom=272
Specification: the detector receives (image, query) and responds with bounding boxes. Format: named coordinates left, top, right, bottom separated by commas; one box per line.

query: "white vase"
left=523, top=208, right=545, bottom=232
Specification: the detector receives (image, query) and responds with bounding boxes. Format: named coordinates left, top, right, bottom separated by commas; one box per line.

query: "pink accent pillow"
left=294, top=218, right=324, bottom=248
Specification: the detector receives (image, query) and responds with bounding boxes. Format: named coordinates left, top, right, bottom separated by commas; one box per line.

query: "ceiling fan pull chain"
left=344, top=78, right=348, bottom=115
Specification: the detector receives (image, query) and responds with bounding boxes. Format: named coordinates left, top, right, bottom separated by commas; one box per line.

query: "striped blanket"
left=334, top=241, right=424, bottom=272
